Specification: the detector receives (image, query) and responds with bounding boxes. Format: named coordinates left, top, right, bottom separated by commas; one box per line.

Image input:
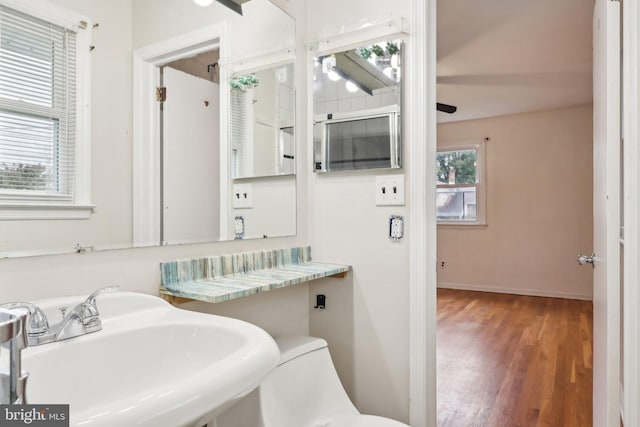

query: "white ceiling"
left=437, top=0, right=594, bottom=123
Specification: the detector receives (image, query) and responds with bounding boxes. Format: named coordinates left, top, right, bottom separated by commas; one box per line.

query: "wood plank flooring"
left=437, top=289, right=593, bottom=427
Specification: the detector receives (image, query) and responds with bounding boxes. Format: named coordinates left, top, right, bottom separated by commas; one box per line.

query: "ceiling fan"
left=437, top=103, right=457, bottom=114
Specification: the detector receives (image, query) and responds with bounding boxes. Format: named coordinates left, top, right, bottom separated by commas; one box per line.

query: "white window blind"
left=0, top=5, right=77, bottom=201
left=229, top=88, right=247, bottom=179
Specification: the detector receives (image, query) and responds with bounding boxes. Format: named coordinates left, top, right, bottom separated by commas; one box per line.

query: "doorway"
left=161, top=50, right=221, bottom=245
left=132, top=24, right=230, bottom=247
left=434, top=0, right=619, bottom=425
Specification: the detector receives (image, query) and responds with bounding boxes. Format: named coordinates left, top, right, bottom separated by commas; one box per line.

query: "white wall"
left=230, top=175, right=296, bottom=240
left=437, top=105, right=594, bottom=300
left=132, top=0, right=294, bottom=53
left=306, top=0, right=411, bottom=422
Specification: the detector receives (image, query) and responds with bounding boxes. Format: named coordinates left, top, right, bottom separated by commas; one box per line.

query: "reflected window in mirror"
left=0, top=3, right=92, bottom=219
left=313, top=40, right=403, bottom=173
left=229, top=62, right=295, bottom=179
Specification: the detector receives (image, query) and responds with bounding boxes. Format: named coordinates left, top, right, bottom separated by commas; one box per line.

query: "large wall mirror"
left=313, top=40, right=403, bottom=173
left=0, top=0, right=295, bottom=257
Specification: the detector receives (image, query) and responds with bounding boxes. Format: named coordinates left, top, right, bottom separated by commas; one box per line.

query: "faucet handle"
left=0, top=302, right=49, bottom=336
left=85, top=285, right=120, bottom=306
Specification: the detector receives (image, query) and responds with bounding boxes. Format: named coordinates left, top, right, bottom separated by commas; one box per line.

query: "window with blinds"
left=230, top=88, right=248, bottom=179
left=0, top=5, right=77, bottom=201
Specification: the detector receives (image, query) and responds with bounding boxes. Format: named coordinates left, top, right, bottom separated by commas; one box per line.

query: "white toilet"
left=216, top=336, right=409, bottom=427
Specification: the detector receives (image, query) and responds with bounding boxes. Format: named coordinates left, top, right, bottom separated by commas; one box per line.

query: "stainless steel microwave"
left=313, top=105, right=401, bottom=173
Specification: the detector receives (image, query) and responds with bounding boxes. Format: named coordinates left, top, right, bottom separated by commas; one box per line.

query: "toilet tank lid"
left=275, top=336, right=328, bottom=365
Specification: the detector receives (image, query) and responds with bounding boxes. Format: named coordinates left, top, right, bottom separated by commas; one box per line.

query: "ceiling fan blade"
left=437, top=102, right=457, bottom=114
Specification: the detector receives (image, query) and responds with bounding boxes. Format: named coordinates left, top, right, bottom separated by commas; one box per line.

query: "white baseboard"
left=437, top=282, right=593, bottom=301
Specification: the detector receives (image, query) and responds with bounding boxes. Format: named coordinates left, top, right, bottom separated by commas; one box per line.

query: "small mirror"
left=230, top=62, right=295, bottom=179
left=313, top=40, right=403, bottom=173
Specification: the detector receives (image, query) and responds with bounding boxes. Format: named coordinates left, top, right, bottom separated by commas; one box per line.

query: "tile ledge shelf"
left=159, top=246, right=351, bottom=305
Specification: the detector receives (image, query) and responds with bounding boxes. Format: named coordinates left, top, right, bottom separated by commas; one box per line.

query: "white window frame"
left=0, top=0, right=92, bottom=220
left=436, top=139, right=486, bottom=226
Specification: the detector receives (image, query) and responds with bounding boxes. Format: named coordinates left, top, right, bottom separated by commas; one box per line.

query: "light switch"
left=375, top=175, right=405, bottom=206
left=232, top=183, right=253, bottom=208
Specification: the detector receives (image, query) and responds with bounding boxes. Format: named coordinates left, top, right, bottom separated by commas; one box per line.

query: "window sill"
left=0, top=204, right=95, bottom=220
left=437, top=221, right=487, bottom=229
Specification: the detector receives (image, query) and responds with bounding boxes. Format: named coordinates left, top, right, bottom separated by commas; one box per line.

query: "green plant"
left=0, top=163, right=49, bottom=190
left=436, top=151, right=476, bottom=184
left=355, top=47, right=372, bottom=59
left=229, top=74, right=260, bottom=91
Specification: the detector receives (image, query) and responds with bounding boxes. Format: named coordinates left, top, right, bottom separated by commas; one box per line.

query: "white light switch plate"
left=233, top=183, right=253, bottom=209
left=375, top=175, right=405, bottom=206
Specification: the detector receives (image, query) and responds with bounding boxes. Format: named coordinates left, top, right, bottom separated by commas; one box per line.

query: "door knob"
left=577, top=253, right=595, bottom=267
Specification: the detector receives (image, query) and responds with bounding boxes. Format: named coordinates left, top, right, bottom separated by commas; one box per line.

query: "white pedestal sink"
left=19, top=292, right=279, bottom=427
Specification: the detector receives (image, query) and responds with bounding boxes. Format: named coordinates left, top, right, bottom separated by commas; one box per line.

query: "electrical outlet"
left=389, top=215, right=404, bottom=242
left=232, top=183, right=253, bottom=209
left=376, top=175, right=405, bottom=206
left=234, top=216, right=245, bottom=240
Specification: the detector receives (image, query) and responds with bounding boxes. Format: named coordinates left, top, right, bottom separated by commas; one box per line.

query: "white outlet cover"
left=389, top=215, right=404, bottom=241
left=234, top=216, right=245, bottom=234
left=232, top=183, right=253, bottom=208
left=375, top=175, right=405, bottom=206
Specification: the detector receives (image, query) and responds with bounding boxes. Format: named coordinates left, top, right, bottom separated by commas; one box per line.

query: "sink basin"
left=18, top=292, right=279, bottom=427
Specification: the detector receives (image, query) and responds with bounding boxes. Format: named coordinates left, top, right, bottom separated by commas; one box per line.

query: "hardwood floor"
left=437, top=289, right=593, bottom=427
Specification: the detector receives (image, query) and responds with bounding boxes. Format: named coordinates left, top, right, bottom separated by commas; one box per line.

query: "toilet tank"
left=259, top=336, right=359, bottom=427
left=215, top=336, right=359, bottom=427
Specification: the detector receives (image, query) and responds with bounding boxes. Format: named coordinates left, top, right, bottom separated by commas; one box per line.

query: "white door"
left=162, top=67, right=220, bottom=244
left=592, top=0, right=621, bottom=425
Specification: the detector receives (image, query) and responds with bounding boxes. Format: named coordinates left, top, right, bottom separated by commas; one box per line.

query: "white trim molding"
left=306, top=15, right=408, bottom=56
left=623, top=0, right=640, bottom=425
left=0, top=204, right=94, bottom=220
left=437, top=282, right=593, bottom=301
left=409, top=0, right=437, bottom=425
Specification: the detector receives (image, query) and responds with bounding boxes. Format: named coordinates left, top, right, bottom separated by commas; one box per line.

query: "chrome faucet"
left=0, top=286, right=119, bottom=346
left=0, top=307, right=29, bottom=404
